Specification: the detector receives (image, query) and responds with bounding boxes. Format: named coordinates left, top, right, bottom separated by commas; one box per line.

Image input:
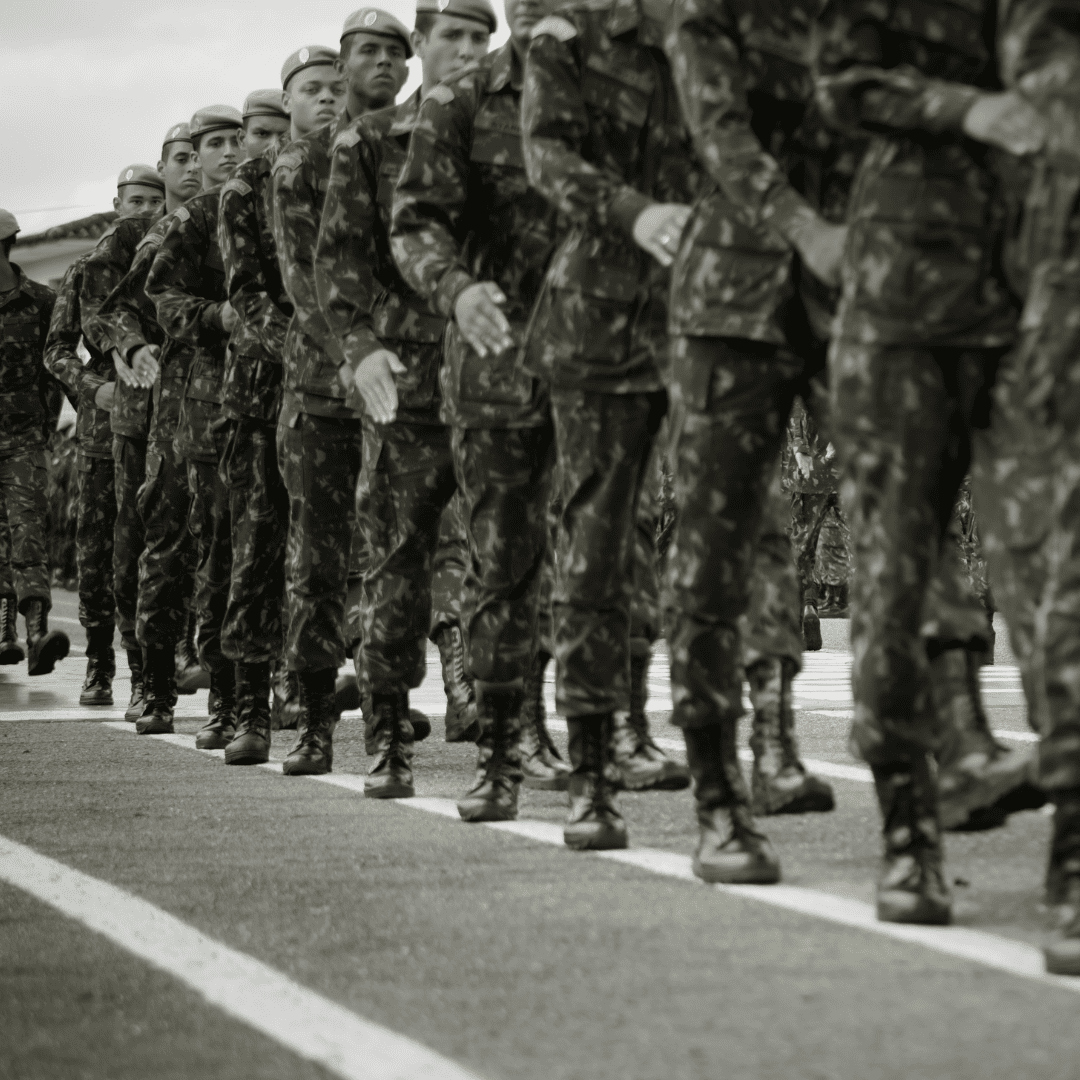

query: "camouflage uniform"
left=430, top=491, right=469, bottom=641
left=392, top=47, right=561, bottom=691
left=218, top=154, right=291, bottom=664
left=43, top=254, right=116, bottom=635
left=317, top=90, right=457, bottom=708
left=82, top=215, right=155, bottom=654
left=147, top=190, right=234, bottom=674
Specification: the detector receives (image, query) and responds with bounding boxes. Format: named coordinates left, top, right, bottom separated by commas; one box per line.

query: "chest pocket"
left=377, top=155, right=404, bottom=212
left=471, top=97, right=526, bottom=171
left=582, top=49, right=654, bottom=131
left=888, top=0, right=990, bottom=65
left=0, top=311, right=42, bottom=389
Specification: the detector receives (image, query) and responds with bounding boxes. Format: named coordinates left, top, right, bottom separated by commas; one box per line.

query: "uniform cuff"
left=610, top=187, right=654, bottom=239
left=926, top=81, right=983, bottom=134
left=435, top=269, right=476, bottom=321
left=766, top=188, right=819, bottom=248
left=342, top=330, right=385, bottom=373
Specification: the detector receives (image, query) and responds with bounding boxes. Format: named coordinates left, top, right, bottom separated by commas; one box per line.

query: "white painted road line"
left=98, top=721, right=1080, bottom=998
left=0, top=834, right=486, bottom=1080
left=0, top=706, right=208, bottom=723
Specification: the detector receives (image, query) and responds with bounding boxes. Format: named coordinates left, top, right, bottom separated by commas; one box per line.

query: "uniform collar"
left=487, top=41, right=521, bottom=93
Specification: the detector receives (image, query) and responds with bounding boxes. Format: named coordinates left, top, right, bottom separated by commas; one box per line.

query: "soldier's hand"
left=220, top=301, right=239, bottom=333
left=113, top=347, right=143, bottom=388
left=454, top=282, right=514, bottom=358
left=129, top=345, right=160, bottom=387
left=632, top=204, right=691, bottom=268
left=350, top=349, right=406, bottom=425
left=791, top=218, right=847, bottom=288
left=93, top=383, right=116, bottom=412
left=963, top=91, right=1047, bottom=156
left=795, top=451, right=814, bottom=479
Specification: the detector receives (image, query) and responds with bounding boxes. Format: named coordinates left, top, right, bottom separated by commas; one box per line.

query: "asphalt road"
left=1, top=592, right=1077, bottom=1080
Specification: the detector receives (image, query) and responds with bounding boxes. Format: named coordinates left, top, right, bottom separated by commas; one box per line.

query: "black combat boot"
left=79, top=626, right=116, bottom=706
left=684, top=723, right=781, bottom=884
left=364, top=691, right=415, bottom=797
left=872, top=755, right=952, bottom=925
left=195, top=665, right=238, bottom=749
left=283, top=668, right=337, bottom=775
left=802, top=601, right=823, bottom=652
left=24, top=599, right=69, bottom=676
left=1044, top=792, right=1080, bottom=975
left=748, top=657, right=835, bottom=815
left=136, top=644, right=177, bottom=734
left=564, top=714, right=628, bottom=850
left=610, top=650, right=690, bottom=791
left=0, top=596, right=24, bottom=665
left=458, top=683, right=524, bottom=822
left=175, top=608, right=209, bottom=693
left=519, top=650, right=570, bottom=790
left=434, top=624, right=479, bottom=742
left=932, top=647, right=1045, bottom=830
left=124, top=648, right=146, bottom=721
left=226, top=661, right=272, bottom=766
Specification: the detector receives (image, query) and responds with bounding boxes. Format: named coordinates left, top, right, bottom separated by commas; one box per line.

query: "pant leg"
left=0, top=488, right=14, bottom=597
left=631, top=436, right=663, bottom=650
left=136, top=443, right=194, bottom=649
left=791, top=492, right=829, bottom=603
left=75, top=453, right=116, bottom=632
left=550, top=389, right=665, bottom=718
left=278, top=412, right=363, bottom=673
left=187, top=453, right=233, bottom=673
left=452, top=420, right=555, bottom=687
left=0, top=449, right=51, bottom=608
left=429, top=489, right=470, bottom=641
left=112, top=435, right=147, bottom=652
left=830, top=342, right=993, bottom=765
left=815, top=495, right=851, bottom=589
left=221, top=419, right=287, bottom=664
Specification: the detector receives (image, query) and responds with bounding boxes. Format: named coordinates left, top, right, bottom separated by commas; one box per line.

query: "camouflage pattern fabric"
left=346, top=517, right=368, bottom=656
left=186, top=451, right=232, bottom=673
left=430, top=491, right=469, bottom=640
left=112, top=433, right=146, bottom=652
left=0, top=498, right=12, bottom=598
left=951, top=474, right=992, bottom=616
left=74, top=455, right=116, bottom=632
left=0, top=450, right=52, bottom=605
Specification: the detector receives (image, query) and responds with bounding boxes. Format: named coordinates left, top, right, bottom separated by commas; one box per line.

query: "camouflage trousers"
left=431, top=490, right=468, bottom=641
left=136, top=442, right=195, bottom=649
left=550, top=388, right=667, bottom=718
left=220, top=418, right=287, bottom=665
left=346, top=518, right=368, bottom=656
left=112, top=435, right=147, bottom=652
left=791, top=491, right=850, bottom=599
left=972, top=263, right=1080, bottom=792
left=0, top=497, right=11, bottom=597
left=76, top=452, right=116, bottom=632
left=278, top=411, right=363, bottom=673
left=452, top=420, right=555, bottom=687
left=187, top=446, right=233, bottom=675
left=0, top=448, right=51, bottom=606
left=830, top=342, right=999, bottom=766
left=952, top=475, right=993, bottom=617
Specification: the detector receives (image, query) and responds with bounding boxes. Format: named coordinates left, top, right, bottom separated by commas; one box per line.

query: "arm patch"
left=425, top=83, right=456, bottom=105
left=334, top=128, right=362, bottom=151
left=273, top=149, right=303, bottom=176
left=136, top=232, right=163, bottom=251
left=531, top=15, right=577, bottom=41
left=174, top=206, right=191, bottom=223
left=224, top=178, right=253, bottom=197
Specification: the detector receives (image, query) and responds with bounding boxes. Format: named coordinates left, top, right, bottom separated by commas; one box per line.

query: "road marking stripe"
left=0, top=833, right=485, bottom=1080
left=0, top=706, right=207, bottom=723
left=98, top=722, right=1080, bottom=997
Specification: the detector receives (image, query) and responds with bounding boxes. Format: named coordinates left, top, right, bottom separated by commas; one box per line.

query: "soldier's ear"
left=282, top=90, right=294, bottom=116
left=113, top=196, right=121, bottom=213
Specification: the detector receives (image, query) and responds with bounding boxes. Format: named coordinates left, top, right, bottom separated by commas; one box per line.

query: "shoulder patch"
left=273, top=149, right=303, bottom=175
left=224, top=177, right=253, bottom=197
left=531, top=14, right=577, bottom=39
left=136, top=232, right=163, bottom=251
left=333, top=128, right=362, bottom=152
left=174, top=206, right=191, bottom=223
left=425, top=83, right=455, bottom=106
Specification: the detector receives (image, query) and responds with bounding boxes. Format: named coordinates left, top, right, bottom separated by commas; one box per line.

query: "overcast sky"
left=2, top=0, right=510, bottom=236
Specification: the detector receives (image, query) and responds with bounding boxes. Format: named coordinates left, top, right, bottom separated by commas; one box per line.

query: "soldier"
left=44, top=164, right=166, bottom=706
left=145, top=105, right=244, bottom=749
left=814, top=0, right=1045, bottom=921
left=0, top=209, right=69, bottom=675
left=214, top=89, right=293, bottom=766
left=317, top=0, right=490, bottom=799
left=82, top=125, right=205, bottom=722
left=393, top=0, right=569, bottom=821
left=271, top=13, right=410, bottom=776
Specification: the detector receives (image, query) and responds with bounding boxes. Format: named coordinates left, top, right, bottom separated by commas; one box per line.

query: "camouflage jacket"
left=318, top=91, right=445, bottom=426
left=97, top=213, right=194, bottom=447
left=781, top=397, right=837, bottom=494
left=814, top=0, right=1018, bottom=349
left=147, top=188, right=229, bottom=463
left=272, top=112, right=365, bottom=422
left=521, top=0, right=705, bottom=393
left=665, top=0, right=856, bottom=343
left=43, top=254, right=114, bottom=459
left=219, top=154, right=292, bottom=424
left=81, top=215, right=157, bottom=440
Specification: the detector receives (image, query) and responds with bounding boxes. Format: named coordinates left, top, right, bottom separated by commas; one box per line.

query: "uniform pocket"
left=449, top=323, right=533, bottom=407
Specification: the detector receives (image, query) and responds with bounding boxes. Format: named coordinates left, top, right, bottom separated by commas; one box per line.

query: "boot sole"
left=941, top=770, right=1045, bottom=831
left=457, top=800, right=517, bottom=822
left=364, top=781, right=414, bottom=798
left=692, top=857, right=781, bottom=885
left=876, top=891, right=952, bottom=925
left=282, top=759, right=332, bottom=776
left=754, top=791, right=836, bottom=816
left=135, top=720, right=174, bottom=735
left=28, top=635, right=70, bottom=676
left=79, top=693, right=115, bottom=707
left=619, top=771, right=691, bottom=793
left=564, top=827, right=629, bottom=851
left=1044, top=942, right=1080, bottom=976
left=225, top=749, right=271, bottom=766
left=195, top=733, right=235, bottom=750
left=522, top=774, right=570, bottom=791
left=0, top=647, right=25, bottom=665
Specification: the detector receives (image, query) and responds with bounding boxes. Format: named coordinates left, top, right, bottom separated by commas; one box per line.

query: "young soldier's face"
left=283, top=64, right=347, bottom=136
left=338, top=32, right=409, bottom=108
left=195, top=130, right=241, bottom=186
left=504, top=0, right=552, bottom=47
left=240, top=115, right=291, bottom=159
left=113, top=184, right=165, bottom=218
left=158, top=143, right=202, bottom=203
left=412, top=15, right=490, bottom=86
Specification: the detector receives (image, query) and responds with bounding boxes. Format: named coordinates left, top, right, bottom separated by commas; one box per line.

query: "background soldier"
left=0, top=209, right=69, bottom=676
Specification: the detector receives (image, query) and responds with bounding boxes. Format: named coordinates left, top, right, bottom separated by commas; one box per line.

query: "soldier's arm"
left=667, top=0, right=817, bottom=246
left=315, top=128, right=385, bottom=373
left=390, top=90, right=476, bottom=318
left=220, top=178, right=291, bottom=363
left=44, top=265, right=106, bottom=406
left=97, top=235, right=165, bottom=363
left=1001, top=0, right=1080, bottom=109
left=522, top=16, right=654, bottom=239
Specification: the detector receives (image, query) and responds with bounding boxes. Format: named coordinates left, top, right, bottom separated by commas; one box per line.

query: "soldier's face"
left=505, top=0, right=553, bottom=47
left=240, top=115, right=291, bottom=160
left=195, top=130, right=242, bottom=187
left=338, top=33, right=409, bottom=109
left=113, top=185, right=165, bottom=219
left=158, top=143, right=202, bottom=203
left=413, top=15, right=490, bottom=87
left=283, top=65, right=347, bottom=137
